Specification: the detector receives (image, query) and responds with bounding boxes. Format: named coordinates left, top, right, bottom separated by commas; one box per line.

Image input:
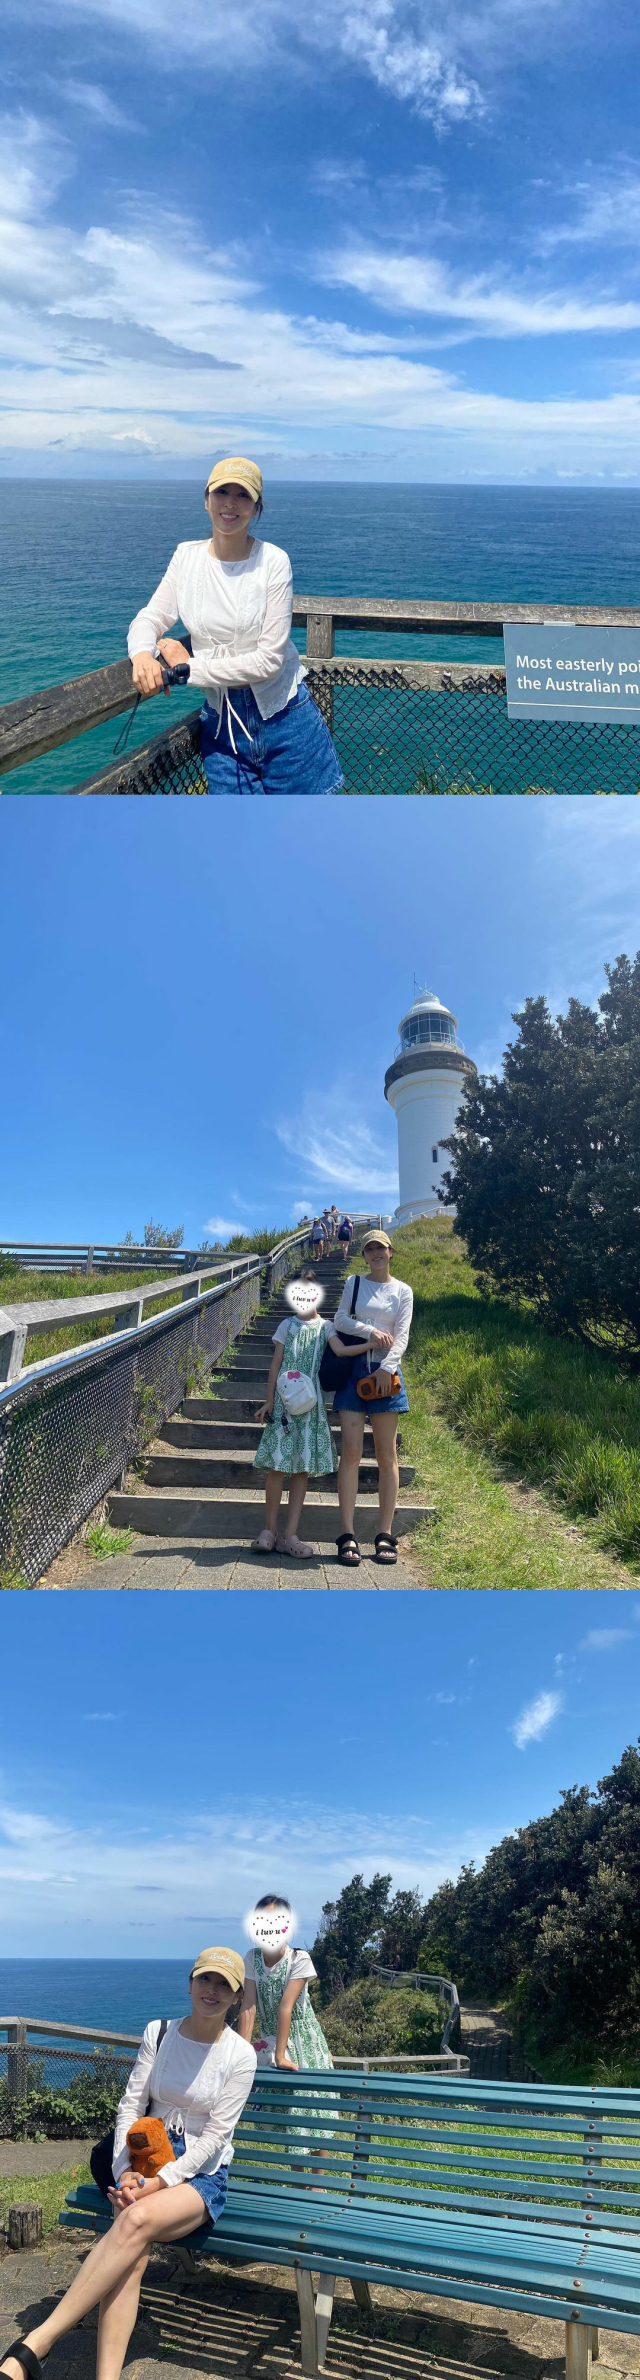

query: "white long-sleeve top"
left=127, top=538, right=306, bottom=719
left=333, top=1274, right=414, bottom=1374
left=112, top=2018, right=256, bottom=2188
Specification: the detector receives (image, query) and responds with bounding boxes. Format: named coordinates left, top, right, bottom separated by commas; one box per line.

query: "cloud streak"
left=275, top=1084, right=398, bottom=1200
left=511, top=1689, right=564, bottom=1749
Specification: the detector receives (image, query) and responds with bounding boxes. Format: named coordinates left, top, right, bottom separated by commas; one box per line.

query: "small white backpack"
left=278, top=1367, right=317, bottom=1417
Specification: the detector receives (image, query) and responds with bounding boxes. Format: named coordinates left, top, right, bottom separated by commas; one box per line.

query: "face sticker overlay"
left=245, top=1902, right=298, bottom=1952
left=285, top=1279, right=324, bottom=1317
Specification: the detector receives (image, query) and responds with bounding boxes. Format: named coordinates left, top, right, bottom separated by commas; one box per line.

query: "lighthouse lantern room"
left=384, top=987, right=477, bottom=1224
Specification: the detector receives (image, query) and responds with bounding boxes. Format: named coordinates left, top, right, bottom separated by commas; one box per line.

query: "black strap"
left=350, top=1274, right=360, bottom=1317
left=156, top=2018, right=168, bottom=2053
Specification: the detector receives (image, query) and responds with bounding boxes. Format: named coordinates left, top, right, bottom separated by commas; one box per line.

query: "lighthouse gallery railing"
left=2, top=597, right=640, bottom=796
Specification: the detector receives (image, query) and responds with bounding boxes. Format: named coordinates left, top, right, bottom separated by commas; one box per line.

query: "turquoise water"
left=0, top=1959, right=193, bottom=2037
left=2, top=481, right=640, bottom=793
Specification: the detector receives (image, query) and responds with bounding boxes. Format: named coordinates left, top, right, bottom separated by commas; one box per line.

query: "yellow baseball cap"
left=362, top=1229, right=393, bottom=1250
left=191, top=1947, right=245, bottom=1991
left=206, top=456, right=263, bottom=503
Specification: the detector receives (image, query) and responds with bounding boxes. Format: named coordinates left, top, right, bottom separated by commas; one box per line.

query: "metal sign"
left=504, top=623, right=640, bottom=725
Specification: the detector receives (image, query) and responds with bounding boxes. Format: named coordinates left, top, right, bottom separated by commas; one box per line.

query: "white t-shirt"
left=112, top=2017, right=256, bottom=2188
left=245, top=1947, right=317, bottom=2011
left=272, top=1318, right=326, bottom=1347
left=127, top=537, right=306, bottom=719
left=332, top=1274, right=413, bottom=1374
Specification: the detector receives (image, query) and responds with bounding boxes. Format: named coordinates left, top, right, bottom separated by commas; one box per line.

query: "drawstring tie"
left=212, top=687, right=255, bottom=757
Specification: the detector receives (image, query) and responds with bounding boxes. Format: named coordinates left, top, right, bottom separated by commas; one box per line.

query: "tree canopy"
left=441, top=952, right=640, bottom=1361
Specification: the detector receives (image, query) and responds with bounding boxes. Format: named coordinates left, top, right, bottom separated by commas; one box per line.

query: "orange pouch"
left=357, top=1370, right=401, bottom=1402
left=126, top=2118, right=176, bottom=2177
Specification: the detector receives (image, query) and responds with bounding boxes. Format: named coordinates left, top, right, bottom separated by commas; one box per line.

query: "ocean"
left=2, top=481, right=640, bottom=794
left=0, top=1959, right=199, bottom=2039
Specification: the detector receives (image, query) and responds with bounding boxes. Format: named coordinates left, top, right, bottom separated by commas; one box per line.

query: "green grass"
left=0, top=2162, right=92, bottom=2236
left=319, top=1980, right=442, bottom=2059
left=85, top=1521, right=134, bottom=1559
left=396, top=1218, right=640, bottom=1588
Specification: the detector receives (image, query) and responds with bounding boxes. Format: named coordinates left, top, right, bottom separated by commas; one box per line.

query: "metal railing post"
left=7, top=2020, right=28, bottom=2101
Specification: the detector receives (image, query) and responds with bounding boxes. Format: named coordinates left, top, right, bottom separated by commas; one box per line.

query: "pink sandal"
left=251, top=1529, right=277, bottom=1553
left=276, top=1533, right=314, bottom=1559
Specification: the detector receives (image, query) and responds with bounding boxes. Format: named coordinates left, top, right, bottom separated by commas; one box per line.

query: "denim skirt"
left=333, top=1354, right=409, bottom=1415
left=200, top=682, right=344, bottom=794
left=169, top=2130, right=228, bottom=2233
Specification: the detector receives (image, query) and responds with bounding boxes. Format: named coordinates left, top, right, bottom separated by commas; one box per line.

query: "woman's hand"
left=375, top=1368, right=395, bottom=1394
left=157, top=638, right=192, bottom=670
left=108, top=2170, right=145, bottom=2209
left=369, top=1329, right=393, bottom=1351
left=130, top=651, right=164, bottom=697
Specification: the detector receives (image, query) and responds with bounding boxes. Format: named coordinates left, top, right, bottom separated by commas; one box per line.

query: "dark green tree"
left=377, top=1888, right=427, bottom=1970
left=442, top=953, right=640, bottom=1360
left=311, top=1872, right=392, bottom=1996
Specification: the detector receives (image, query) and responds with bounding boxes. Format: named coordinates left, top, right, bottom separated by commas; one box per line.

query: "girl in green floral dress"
left=252, top=1272, right=340, bottom=1559
left=239, top=1895, right=335, bottom=2158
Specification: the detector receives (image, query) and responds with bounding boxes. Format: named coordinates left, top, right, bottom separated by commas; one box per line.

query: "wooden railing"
left=3, top=596, right=640, bottom=778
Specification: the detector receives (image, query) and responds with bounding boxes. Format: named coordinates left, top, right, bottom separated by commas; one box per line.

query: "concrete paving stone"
left=44, top=1537, right=420, bottom=1591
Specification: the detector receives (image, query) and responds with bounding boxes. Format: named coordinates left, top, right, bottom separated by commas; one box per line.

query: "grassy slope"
left=319, top=1980, right=442, bottom=2059
left=395, top=1219, right=639, bottom=1589
left=0, top=2162, right=91, bottom=2235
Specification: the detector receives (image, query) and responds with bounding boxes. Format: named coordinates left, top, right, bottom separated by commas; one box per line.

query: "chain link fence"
left=0, top=1236, right=309, bottom=1587
left=73, top=669, right=640, bottom=796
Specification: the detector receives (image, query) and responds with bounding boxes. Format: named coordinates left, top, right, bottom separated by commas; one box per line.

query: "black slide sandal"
left=336, top=1532, right=361, bottom=1566
left=1, top=2347, right=44, bottom=2380
left=375, top=1532, right=398, bottom=1565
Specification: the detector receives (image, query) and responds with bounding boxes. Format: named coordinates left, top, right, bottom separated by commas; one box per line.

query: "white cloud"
left=539, top=169, right=640, bottom=253
left=276, top=1084, right=398, bottom=1200
left=580, top=1628, right=634, bottom=1650
left=203, top=1216, right=241, bottom=1241
left=510, top=1689, right=564, bottom=1749
left=56, top=79, right=140, bottom=129
left=324, top=246, right=640, bottom=337
left=0, top=1793, right=492, bottom=1950
left=3, top=114, right=640, bottom=478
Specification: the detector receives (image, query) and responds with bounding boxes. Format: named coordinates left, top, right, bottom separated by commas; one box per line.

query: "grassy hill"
left=395, top=1218, right=640, bottom=1589
left=317, top=1979, right=443, bottom=2060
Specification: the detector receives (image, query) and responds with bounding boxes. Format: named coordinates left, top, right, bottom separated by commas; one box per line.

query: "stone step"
left=143, top=1449, right=415, bottom=1490
left=181, top=1393, right=339, bottom=1421
left=163, top=1416, right=388, bottom=1452
left=107, top=1489, right=434, bottom=1543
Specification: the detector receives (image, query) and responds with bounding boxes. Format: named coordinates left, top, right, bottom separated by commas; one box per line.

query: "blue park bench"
left=60, top=2068, right=640, bottom=2380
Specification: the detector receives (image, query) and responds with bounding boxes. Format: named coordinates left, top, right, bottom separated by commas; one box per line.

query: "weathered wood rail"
left=3, top=596, right=640, bottom=779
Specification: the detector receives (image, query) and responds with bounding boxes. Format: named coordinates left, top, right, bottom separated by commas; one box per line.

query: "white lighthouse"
left=384, top=987, right=476, bottom=1224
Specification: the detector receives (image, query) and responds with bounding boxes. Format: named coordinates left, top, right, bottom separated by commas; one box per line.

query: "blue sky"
left=1, top=1590, right=639, bottom=1956
left=2, top=0, right=640, bottom=481
left=1, top=795, right=640, bottom=1242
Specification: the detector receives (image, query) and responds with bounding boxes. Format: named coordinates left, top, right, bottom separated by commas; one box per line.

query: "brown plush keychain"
left=357, top=1370, right=401, bottom=1402
left=126, top=2118, right=176, bottom=2176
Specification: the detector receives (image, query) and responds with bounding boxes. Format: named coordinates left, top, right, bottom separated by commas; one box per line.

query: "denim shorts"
left=169, top=2130, right=228, bottom=2233
left=333, top=1355, right=409, bottom=1415
left=200, top=682, right=345, bottom=795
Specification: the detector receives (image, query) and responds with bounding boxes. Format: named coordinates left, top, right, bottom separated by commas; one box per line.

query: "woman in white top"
left=0, top=1951, right=256, bottom=2380
left=127, top=455, right=344, bottom=797
left=332, top=1228, right=414, bottom=1569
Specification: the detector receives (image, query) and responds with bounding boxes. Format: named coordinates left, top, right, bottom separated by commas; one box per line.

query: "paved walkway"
left=43, top=1537, right=423, bottom=1591
left=3, top=2232, right=640, bottom=2380
left=0, top=2144, right=95, bottom=2179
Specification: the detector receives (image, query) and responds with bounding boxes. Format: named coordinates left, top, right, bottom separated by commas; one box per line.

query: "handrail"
left=0, top=1258, right=256, bottom=1386
left=3, top=596, right=640, bottom=774
left=0, top=1216, right=383, bottom=1277
left=0, top=1215, right=383, bottom=1391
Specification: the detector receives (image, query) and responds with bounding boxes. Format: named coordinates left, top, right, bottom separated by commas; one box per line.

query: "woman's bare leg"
left=337, top=1411, right=364, bottom=1535
left=370, top=1412, right=399, bottom=1535
left=96, top=2257, right=147, bottom=2380
left=0, top=2187, right=207, bottom=2379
